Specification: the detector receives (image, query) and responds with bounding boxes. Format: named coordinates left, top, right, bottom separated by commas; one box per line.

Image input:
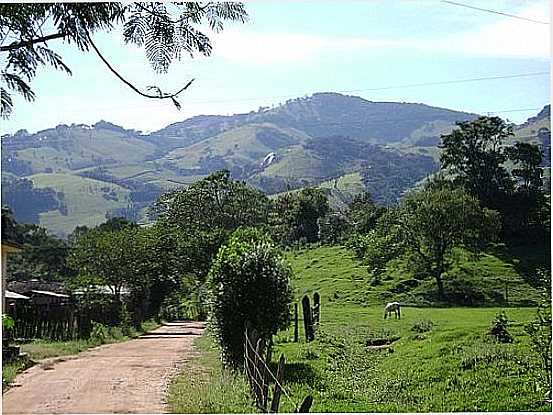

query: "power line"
left=184, top=72, right=549, bottom=105
left=440, top=0, right=550, bottom=25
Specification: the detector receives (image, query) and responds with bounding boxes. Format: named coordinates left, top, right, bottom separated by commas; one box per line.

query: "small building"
left=27, top=290, right=70, bottom=307
left=4, top=290, right=30, bottom=314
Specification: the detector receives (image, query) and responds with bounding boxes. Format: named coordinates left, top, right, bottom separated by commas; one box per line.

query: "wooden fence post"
left=312, top=292, right=320, bottom=325
left=294, top=303, right=299, bottom=343
left=302, top=296, right=314, bottom=342
left=296, top=395, right=314, bottom=413
left=270, top=354, right=286, bottom=413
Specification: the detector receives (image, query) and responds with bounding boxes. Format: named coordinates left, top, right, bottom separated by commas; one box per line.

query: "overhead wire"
left=440, top=0, right=550, bottom=25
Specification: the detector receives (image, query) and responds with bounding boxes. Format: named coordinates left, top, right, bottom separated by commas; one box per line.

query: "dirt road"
left=2, top=321, right=205, bottom=414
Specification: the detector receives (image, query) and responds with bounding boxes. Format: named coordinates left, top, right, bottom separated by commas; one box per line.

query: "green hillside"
left=1, top=97, right=549, bottom=236
left=170, top=244, right=550, bottom=413
left=28, top=173, right=132, bottom=237
left=286, top=245, right=543, bottom=307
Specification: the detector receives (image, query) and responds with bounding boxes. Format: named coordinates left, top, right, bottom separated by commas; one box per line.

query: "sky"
left=2, top=0, right=551, bottom=135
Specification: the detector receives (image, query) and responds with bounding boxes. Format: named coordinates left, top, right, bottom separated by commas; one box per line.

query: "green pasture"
left=169, top=244, right=550, bottom=413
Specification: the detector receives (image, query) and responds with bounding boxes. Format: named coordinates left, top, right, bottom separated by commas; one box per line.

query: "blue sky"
left=3, top=0, right=551, bottom=135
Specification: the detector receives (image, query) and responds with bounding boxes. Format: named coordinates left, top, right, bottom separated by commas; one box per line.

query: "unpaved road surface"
left=2, top=321, right=204, bottom=414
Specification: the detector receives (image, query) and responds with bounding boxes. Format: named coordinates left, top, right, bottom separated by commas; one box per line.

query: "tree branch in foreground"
left=85, top=30, right=194, bottom=107
left=0, top=32, right=67, bottom=52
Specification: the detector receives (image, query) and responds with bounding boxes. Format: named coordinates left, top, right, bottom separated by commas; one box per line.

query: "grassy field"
left=29, top=172, right=132, bottom=236
left=2, top=321, right=159, bottom=391
left=169, top=245, right=550, bottom=413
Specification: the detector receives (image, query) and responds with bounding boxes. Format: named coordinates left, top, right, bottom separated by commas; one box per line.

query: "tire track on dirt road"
left=2, top=321, right=205, bottom=414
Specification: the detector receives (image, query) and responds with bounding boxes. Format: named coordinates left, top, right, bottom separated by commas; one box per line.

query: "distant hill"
left=1, top=94, right=548, bottom=237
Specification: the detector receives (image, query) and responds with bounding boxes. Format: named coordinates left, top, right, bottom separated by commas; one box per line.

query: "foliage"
left=489, top=312, right=513, bottom=344
left=0, top=2, right=247, bottom=116
left=440, top=116, right=514, bottom=209
left=207, top=227, right=293, bottom=367
left=394, top=185, right=500, bottom=298
left=2, top=314, right=15, bottom=331
left=155, top=170, right=270, bottom=274
left=270, top=187, right=329, bottom=245
left=524, top=300, right=552, bottom=391
left=410, top=319, right=434, bottom=334
left=439, top=116, right=548, bottom=241
left=346, top=192, right=385, bottom=235
left=317, top=212, right=349, bottom=244
left=2, top=206, right=72, bottom=282
left=90, top=321, right=109, bottom=343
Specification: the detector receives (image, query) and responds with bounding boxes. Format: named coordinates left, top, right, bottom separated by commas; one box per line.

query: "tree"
left=154, top=170, right=271, bottom=278
left=503, top=141, right=547, bottom=239
left=396, top=185, right=500, bottom=299
left=207, top=228, right=293, bottom=367
left=346, top=192, right=385, bottom=235
left=506, top=142, right=544, bottom=193
left=67, top=224, right=144, bottom=304
left=0, top=2, right=247, bottom=117
left=270, top=188, right=329, bottom=245
left=2, top=206, right=71, bottom=282
left=439, top=116, right=514, bottom=210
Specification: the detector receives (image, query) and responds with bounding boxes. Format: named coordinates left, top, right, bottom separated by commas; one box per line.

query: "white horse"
left=384, top=302, right=401, bottom=319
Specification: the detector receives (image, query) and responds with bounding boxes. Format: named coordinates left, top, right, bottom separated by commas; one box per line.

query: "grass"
left=29, top=172, right=131, bottom=236
left=2, top=320, right=160, bottom=390
left=168, top=244, right=551, bottom=413
left=167, top=334, right=256, bottom=414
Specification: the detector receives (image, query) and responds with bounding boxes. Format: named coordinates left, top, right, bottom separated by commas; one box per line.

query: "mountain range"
left=1, top=92, right=550, bottom=237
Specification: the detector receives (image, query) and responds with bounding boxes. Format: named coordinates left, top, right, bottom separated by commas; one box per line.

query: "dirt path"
left=2, top=321, right=205, bottom=414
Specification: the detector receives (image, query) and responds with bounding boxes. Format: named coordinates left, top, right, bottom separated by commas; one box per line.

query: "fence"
left=297, top=292, right=320, bottom=343
left=244, top=326, right=313, bottom=413
left=8, top=298, right=124, bottom=341
left=10, top=304, right=94, bottom=341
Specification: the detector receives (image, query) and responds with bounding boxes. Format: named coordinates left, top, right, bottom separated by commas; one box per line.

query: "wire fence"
left=244, top=326, right=313, bottom=413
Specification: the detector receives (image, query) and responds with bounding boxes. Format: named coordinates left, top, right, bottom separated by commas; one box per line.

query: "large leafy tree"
left=439, top=116, right=514, bottom=210
left=369, top=184, right=500, bottom=299
left=67, top=225, right=144, bottom=303
left=440, top=116, right=548, bottom=240
left=0, top=2, right=247, bottom=117
left=270, top=188, right=330, bottom=245
left=154, top=170, right=271, bottom=278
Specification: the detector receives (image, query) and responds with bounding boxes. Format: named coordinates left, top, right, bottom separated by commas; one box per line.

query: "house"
left=1, top=241, right=23, bottom=314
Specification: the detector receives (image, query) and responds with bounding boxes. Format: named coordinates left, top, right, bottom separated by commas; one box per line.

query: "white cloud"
left=211, top=2, right=549, bottom=65
left=440, top=2, right=550, bottom=59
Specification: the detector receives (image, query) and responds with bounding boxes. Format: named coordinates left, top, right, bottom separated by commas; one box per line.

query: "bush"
left=489, top=312, right=513, bottom=343
left=524, top=300, right=552, bottom=393
left=411, top=319, right=434, bottom=334
left=208, top=227, right=293, bottom=367
left=90, top=322, right=109, bottom=343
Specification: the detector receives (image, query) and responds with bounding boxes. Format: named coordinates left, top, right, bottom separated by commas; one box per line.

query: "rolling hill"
left=1, top=94, right=549, bottom=237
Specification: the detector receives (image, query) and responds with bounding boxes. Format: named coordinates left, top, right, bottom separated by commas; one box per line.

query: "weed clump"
left=489, top=312, right=513, bottom=343
left=411, top=319, right=434, bottom=334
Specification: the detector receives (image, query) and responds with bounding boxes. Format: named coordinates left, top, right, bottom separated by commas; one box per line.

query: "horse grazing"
left=384, top=302, right=401, bottom=319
